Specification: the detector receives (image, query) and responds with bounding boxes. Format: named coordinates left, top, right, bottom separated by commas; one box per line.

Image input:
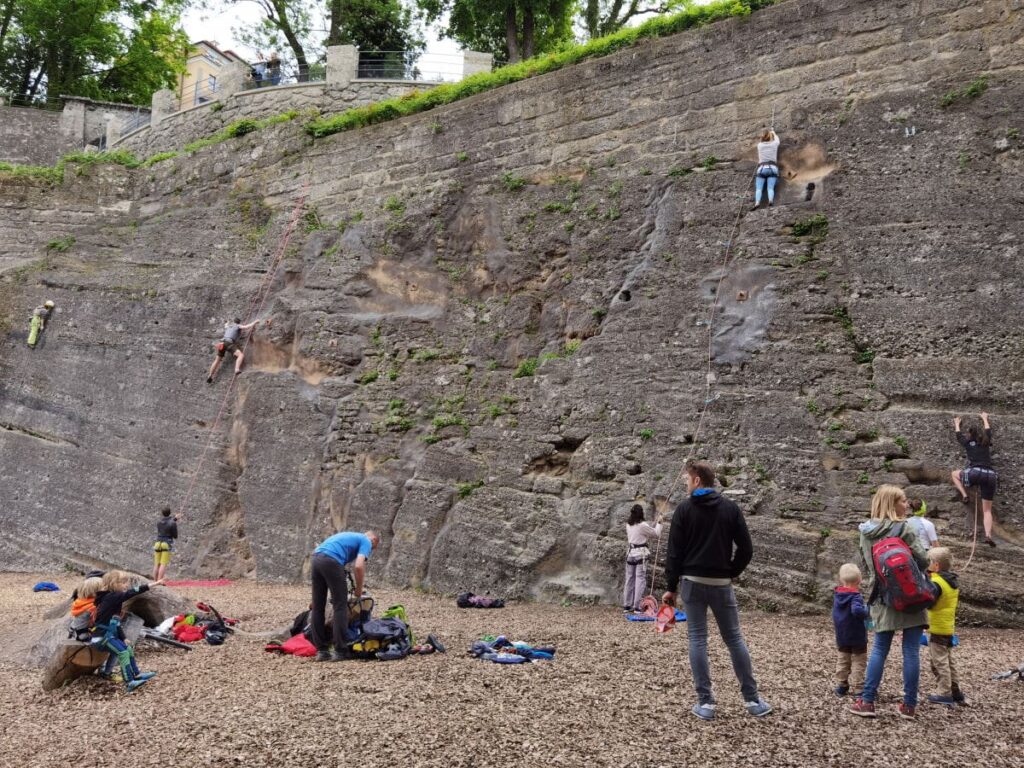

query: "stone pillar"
left=327, top=45, right=358, bottom=87
left=105, top=113, right=122, bottom=148
left=150, top=89, right=177, bottom=126
left=58, top=98, right=86, bottom=145
left=463, top=51, right=493, bottom=78
left=218, top=60, right=251, bottom=99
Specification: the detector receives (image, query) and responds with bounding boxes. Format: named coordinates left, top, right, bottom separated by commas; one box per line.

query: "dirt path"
left=1, top=574, right=1021, bottom=767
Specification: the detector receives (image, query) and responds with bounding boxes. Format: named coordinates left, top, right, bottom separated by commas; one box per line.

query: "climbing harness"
left=176, top=182, right=310, bottom=521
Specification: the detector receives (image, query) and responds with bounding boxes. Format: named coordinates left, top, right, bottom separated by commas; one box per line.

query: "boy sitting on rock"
left=832, top=563, right=869, bottom=697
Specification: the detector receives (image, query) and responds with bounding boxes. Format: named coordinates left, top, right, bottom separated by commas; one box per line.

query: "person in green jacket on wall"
left=849, top=484, right=929, bottom=720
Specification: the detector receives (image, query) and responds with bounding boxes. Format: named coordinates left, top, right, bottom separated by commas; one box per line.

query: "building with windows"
left=177, top=41, right=248, bottom=109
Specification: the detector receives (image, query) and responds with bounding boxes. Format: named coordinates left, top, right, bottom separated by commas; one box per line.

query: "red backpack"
left=870, top=523, right=936, bottom=612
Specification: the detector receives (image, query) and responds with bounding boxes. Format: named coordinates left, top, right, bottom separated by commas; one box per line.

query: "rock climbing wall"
left=1, top=0, right=1022, bottom=625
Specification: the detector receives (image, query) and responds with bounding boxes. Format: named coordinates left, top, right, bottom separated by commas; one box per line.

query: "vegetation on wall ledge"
left=0, top=150, right=142, bottom=184
left=306, top=0, right=776, bottom=139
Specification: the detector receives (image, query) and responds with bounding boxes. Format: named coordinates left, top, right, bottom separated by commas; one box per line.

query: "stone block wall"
left=2, top=0, right=1023, bottom=623
left=0, top=107, right=77, bottom=165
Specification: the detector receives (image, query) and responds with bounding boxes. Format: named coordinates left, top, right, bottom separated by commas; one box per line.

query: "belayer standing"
left=27, top=300, right=54, bottom=348
left=752, top=130, right=780, bottom=210
left=623, top=504, right=662, bottom=612
left=152, top=506, right=178, bottom=581
left=950, top=412, right=998, bottom=547
left=207, top=317, right=262, bottom=383
left=663, top=460, right=772, bottom=720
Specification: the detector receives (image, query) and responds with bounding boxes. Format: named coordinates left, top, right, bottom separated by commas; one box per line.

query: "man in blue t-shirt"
left=310, top=530, right=379, bottom=661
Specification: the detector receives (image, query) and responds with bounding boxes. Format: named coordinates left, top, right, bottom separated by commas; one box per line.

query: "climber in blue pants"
left=753, top=130, right=780, bottom=210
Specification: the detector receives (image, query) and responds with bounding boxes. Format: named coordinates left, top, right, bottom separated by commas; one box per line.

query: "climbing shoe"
left=985, top=537, right=997, bottom=547
left=206, top=376, right=213, bottom=384
left=426, top=634, right=446, bottom=654
left=126, top=678, right=150, bottom=692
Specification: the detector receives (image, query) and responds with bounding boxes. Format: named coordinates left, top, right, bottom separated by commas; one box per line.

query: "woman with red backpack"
left=850, top=485, right=931, bottom=720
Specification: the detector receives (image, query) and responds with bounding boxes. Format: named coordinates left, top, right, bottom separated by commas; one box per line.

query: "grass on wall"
left=306, top=0, right=776, bottom=139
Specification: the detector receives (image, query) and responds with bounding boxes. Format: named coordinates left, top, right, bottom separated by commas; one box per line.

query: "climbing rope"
left=177, top=183, right=310, bottom=521
left=962, top=492, right=981, bottom=571
left=645, top=163, right=758, bottom=598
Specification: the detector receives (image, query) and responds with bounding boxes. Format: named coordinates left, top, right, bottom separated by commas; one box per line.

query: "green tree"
left=0, top=0, right=188, bottom=105
left=418, top=0, right=574, bottom=64
left=582, top=0, right=692, bottom=39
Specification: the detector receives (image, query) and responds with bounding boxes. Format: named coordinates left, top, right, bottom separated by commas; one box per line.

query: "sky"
left=181, top=3, right=460, bottom=63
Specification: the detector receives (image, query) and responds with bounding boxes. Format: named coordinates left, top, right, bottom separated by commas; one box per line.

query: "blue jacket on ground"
left=832, top=586, right=869, bottom=648
left=314, top=532, right=373, bottom=566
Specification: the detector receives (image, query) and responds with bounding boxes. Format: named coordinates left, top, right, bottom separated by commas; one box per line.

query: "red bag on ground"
left=278, top=633, right=317, bottom=657
left=173, top=623, right=207, bottom=643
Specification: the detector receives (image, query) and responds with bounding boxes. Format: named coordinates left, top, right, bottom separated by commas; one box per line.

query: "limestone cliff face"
left=2, top=0, right=1023, bottom=625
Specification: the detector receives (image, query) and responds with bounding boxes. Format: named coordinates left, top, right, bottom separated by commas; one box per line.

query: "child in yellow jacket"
left=926, top=547, right=964, bottom=705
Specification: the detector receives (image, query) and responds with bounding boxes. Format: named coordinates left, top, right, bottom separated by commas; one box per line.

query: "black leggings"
left=310, top=553, right=349, bottom=653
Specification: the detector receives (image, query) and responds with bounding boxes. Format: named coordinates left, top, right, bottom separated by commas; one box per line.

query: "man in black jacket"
left=663, top=460, right=772, bottom=720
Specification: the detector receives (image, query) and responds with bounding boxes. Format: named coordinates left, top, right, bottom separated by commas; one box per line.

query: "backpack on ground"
left=350, top=616, right=410, bottom=660
left=870, top=523, right=936, bottom=612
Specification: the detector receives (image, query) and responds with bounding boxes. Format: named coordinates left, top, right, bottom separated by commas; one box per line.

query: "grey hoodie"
left=857, top=518, right=929, bottom=634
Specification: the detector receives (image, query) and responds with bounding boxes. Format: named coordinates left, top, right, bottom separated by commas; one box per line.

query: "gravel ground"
left=1, top=573, right=1022, bottom=768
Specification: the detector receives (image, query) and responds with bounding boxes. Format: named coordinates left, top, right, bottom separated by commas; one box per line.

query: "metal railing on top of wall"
left=240, top=63, right=327, bottom=91
left=356, top=51, right=463, bottom=82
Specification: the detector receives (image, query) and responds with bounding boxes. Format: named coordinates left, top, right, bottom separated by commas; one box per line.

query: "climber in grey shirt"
left=752, top=129, right=780, bottom=210
left=206, top=316, right=263, bottom=383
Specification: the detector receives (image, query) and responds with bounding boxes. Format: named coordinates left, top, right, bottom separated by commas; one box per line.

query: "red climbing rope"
left=177, top=183, right=309, bottom=520
left=646, top=165, right=757, bottom=596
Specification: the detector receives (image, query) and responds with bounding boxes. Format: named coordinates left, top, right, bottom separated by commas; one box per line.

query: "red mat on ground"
left=164, top=579, right=233, bottom=587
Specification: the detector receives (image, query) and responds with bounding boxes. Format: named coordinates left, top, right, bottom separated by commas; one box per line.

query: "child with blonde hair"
left=832, top=563, right=869, bottom=696
left=926, top=547, right=965, bottom=705
left=93, top=571, right=163, bottom=691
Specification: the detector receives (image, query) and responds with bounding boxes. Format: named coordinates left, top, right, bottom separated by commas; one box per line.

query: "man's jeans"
left=860, top=626, right=924, bottom=706
left=681, top=580, right=759, bottom=704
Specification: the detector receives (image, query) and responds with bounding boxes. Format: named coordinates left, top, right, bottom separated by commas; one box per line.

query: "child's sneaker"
left=834, top=684, right=850, bottom=697
left=135, top=672, right=157, bottom=682
left=745, top=698, right=773, bottom=717
left=898, top=703, right=916, bottom=720
left=928, top=694, right=956, bottom=706
left=691, top=702, right=716, bottom=721
left=849, top=698, right=876, bottom=717
left=126, top=678, right=150, bottom=692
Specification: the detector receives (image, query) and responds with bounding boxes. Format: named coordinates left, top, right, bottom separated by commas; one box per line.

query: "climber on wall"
left=752, top=129, right=781, bottom=210
left=207, top=317, right=263, bottom=383
left=27, top=300, right=54, bottom=349
left=951, top=412, right=998, bottom=547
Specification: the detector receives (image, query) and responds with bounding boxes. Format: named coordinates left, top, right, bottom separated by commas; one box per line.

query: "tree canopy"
left=0, top=0, right=189, bottom=106
left=417, top=0, right=575, bottom=64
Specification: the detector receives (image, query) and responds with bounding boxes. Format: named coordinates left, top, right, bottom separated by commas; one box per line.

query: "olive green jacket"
left=857, top=518, right=929, bottom=634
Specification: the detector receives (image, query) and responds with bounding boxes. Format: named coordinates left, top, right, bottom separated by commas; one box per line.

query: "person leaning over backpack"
left=308, top=530, right=380, bottom=662
left=153, top=506, right=178, bottom=581
left=850, top=485, right=931, bottom=720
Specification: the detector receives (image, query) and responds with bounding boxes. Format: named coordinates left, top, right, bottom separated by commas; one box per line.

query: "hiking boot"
left=691, top=702, right=716, bottom=721
left=745, top=698, right=773, bottom=717
left=328, top=650, right=350, bottom=662
left=898, top=703, right=916, bottom=720
left=849, top=699, right=876, bottom=717
left=834, top=684, right=850, bottom=697
left=928, top=694, right=956, bottom=706
left=314, top=650, right=332, bottom=662
left=126, top=678, right=150, bottom=692
left=952, top=687, right=967, bottom=705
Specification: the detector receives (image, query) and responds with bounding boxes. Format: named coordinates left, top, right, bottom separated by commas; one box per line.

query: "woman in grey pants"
left=623, top=504, right=662, bottom=611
